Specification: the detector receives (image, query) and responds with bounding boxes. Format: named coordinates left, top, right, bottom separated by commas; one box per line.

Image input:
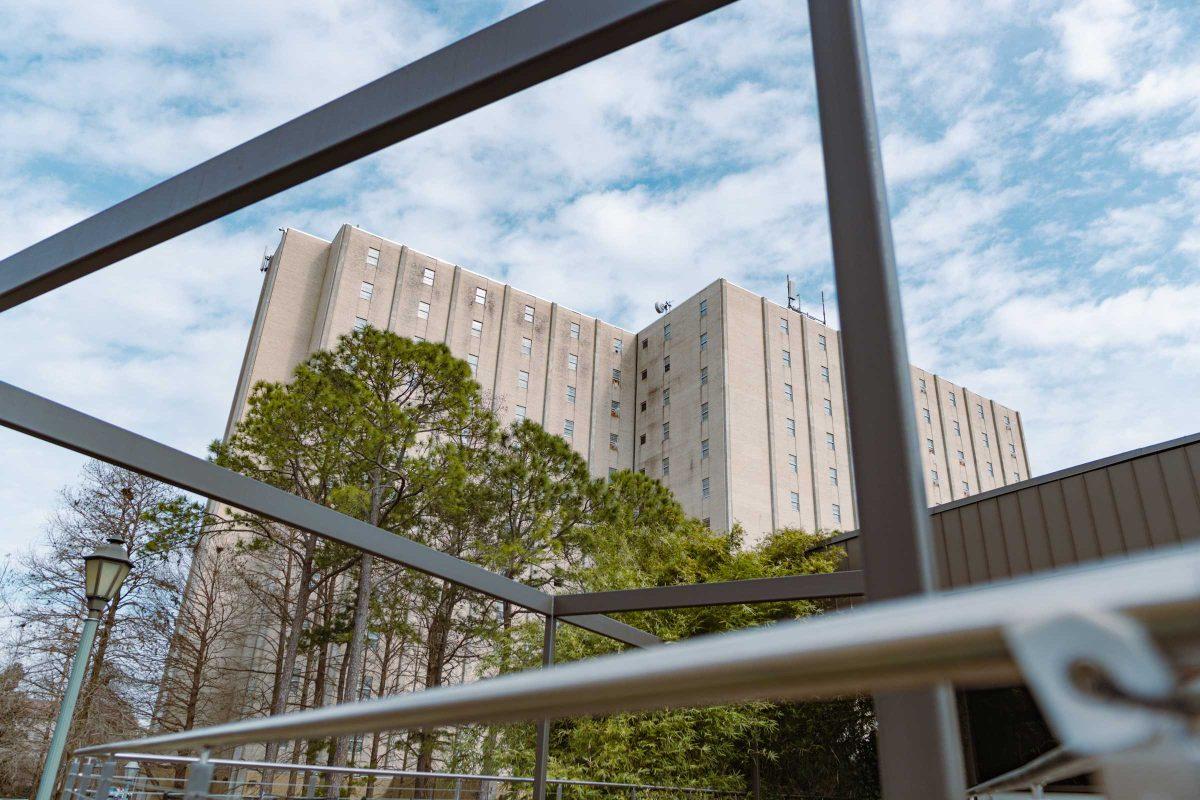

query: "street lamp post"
left=34, top=537, right=132, bottom=800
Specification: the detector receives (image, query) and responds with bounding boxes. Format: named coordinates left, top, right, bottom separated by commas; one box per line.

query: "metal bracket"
left=1006, top=611, right=1198, bottom=800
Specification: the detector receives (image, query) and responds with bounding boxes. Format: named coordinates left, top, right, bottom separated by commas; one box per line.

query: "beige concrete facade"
left=233, top=224, right=1031, bottom=541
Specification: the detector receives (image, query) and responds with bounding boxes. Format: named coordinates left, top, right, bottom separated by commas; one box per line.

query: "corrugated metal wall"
left=839, top=432, right=1200, bottom=589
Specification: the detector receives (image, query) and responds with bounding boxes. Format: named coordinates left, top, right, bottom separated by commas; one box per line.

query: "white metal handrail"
left=76, top=544, right=1200, bottom=756
left=964, top=747, right=1099, bottom=797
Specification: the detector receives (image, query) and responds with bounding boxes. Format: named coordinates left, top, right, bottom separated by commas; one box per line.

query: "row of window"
left=918, top=378, right=1015, bottom=432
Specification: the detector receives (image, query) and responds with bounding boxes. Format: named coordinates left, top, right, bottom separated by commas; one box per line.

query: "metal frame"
left=73, top=545, right=1200, bottom=756
left=0, top=1, right=1066, bottom=798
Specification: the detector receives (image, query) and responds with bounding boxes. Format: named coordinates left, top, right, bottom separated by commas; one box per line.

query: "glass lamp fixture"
left=83, top=537, right=132, bottom=615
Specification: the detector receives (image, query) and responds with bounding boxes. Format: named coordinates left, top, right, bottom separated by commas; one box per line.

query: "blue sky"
left=1, top=0, right=1198, bottom=557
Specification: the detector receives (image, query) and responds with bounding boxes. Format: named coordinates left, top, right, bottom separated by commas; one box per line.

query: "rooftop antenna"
left=786, top=275, right=800, bottom=311
left=653, top=300, right=672, bottom=314
left=260, top=247, right=273, bottom=273
left=820, top=290, right=827, bottom=325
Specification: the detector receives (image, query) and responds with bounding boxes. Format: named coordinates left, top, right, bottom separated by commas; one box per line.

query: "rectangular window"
left=614, top=337, right=623, bottom=354
left=701, top=402, right=709, bottom=423
left=663, top=388, right=670, bottom=406
left=927, top=438, right=935, bottom=453
left=366, top=247, right=380, bottom=267
left=662, top=457, right=670, bottom=476
left=782, top=349, right=791, bottom=367
left=518, top=370, right=529, bottom=390
left=641, top=401, right=647, bottom=412
left=641, top=369, right=647, bottom=380
left=826, top=432, right=835, bottom=450
left=515, top=405, right=526, bottom=421
left=831, top=504, right=842, bottom=524
left=977, top=402, right=985, bottom=419
left=360, top=281, right=374, bottom=300
left=921, top=407, right=932, bottom=423
left=354, top=316, right=368, bottom=331
left=824, top=398, right=833, bottom=416
left=662, top=422, right=670, bottom=441
left=702, top=477, right=711, bottom=499
left=820, top=365, right=829, bottom=382
left=663, top=323, right=671, bottom=341
left=1014, top=471, right=1021, bottom=481
left=780, top=317, right=789, bottom=333
left=703, top=517, right=710, bottom=527
left=640, top=433, right=647, bottom=445
left=521, top=337, right=532, bottom=357
left=962, top=481, right=969, bottom=493
left=1004, top=415, right=1012, bottom=430
left=524, top=304, right=535, bottom=323
left=829, top=467, right=838, bottom=486
left=612, top=368, right=621, bottom=383
left=417, top=300, right=430, bottom=319
left=957, top=450, right=965, bottom=461
left=570, top=321, right=580, bottom=339
left=566, top=385, right=576, bottom=404
left=413, top=336, right=425, bottom=343
left=700, top=332, right=708, bottom=351
left=564, top=420, right=574, bottom=438
left=701, top=438, right=710, bottom=459
left=931, top=469, right=939, bottom=484
left=790, top=491, right=801, bottom=511
left=609, top=467, right=617, bottom=478
left=699, top=298, right=708, bottom=317
left=788, top=453, right=798, bottom=473
left=642, top=338, right=648, bottom=349
left=1010, top=443, right=1017, bottom=457
left=818, top=334, right=827, bottom=351
left=783, top=383, right=793, bottom=401
left=568, top=353, right=578, bottom=371
left=422, top=267, right=435, bottom=286
left=611, top=400, right=620, bottom=417
left=474, top=287, right=487, bottom=305
left=609, top=433, right=619, bottom=450
left=700, top=366, right=708, bottom=386
left=919, top=377, right=927, bottom=393
left=950, top=420, right=959, bottom=436
left=987, top=461, right=994, bottom=476
left=663, top=355, right=671, bottom=373
left=982, top=432, right=990, bottom=448
left=786, top=418, right=796, bottom=437
left=949, top=391, right=957, bottom=407
left=471, top=319, right=483, bottom=337
left=466, top=354, right=478, bottom=376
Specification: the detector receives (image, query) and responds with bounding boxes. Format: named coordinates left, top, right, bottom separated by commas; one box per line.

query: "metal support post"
left=454, top=777, right=463, bottom=800
left=93, top=759, right=117, bottom=800
left=806, top=2, right=966, bottom=799
left=58, top=758, right=80, bottom=800
left=183, top=750, right=215, bottom=800
left=76, top=760, right=95, bottom=800
left=532, top=614, right=557, bottom=800
left=555, top=783, right=563, bottom=800
left=35, top=611, right=103, bottom=800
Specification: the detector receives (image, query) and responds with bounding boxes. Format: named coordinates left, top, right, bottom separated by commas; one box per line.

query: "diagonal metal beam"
left=554, top=571, right=865, bottom=616
left=0, top=0, right=738, bottom=312
left=0, top=379, right=658, bottom=648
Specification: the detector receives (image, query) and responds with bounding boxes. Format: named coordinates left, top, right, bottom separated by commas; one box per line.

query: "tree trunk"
left=328, top=476, right=382, bottom=793
left=264, top=533, right=318, bottom=771
left=415, top=584, right=454, bottom=786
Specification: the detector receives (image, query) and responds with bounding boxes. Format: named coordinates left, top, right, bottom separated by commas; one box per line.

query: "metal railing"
left=73, top=546, right=1200, bottom=754
left=964, top=747, right=1099, bottom=798
left=60, top=754, right=750, bottom=800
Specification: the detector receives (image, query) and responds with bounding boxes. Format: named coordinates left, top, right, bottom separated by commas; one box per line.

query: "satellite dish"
left=654, top=300, right=673, bottom=314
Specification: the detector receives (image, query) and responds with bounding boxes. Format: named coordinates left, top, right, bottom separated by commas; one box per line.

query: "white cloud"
left=1051, top=0, right=1141, bottom=85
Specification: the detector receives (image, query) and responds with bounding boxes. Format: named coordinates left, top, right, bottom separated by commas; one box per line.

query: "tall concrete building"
left=231, top=224, right=1031, bottom=539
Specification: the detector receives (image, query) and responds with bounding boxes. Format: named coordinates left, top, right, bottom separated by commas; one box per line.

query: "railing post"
left=184, top=750, right=215, bottom=800
left=532, top=613, right=557, bottom=800
left=58, top=758, right=80, bottom=800
left=806, top=2, right=967, bottom=800
left=76, top=759, right=95, bottom=800
left=454, top=778, right=462, bottom=800
left=305, top=771, right=319, bottom=799
left=93, top=759, right=117, bottom=800
left=554, top=784, right=562, bottom=800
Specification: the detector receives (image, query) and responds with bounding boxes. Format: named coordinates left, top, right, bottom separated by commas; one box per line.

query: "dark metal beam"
left=0, top=0, right=738, bottom=312
left=807, top=2, right=966, bottom=799
left=0, top=379, right=658, bottom=649
left=532, top=615, right=557, bottom=800
left=554, top=571, right=865, bottom=616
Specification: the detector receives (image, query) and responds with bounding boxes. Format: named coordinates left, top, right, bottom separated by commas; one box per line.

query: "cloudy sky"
left=1, top=0, right=1197, bottom=557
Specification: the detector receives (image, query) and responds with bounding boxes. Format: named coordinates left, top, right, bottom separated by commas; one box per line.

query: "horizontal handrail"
left=964, top=747, right=1099, bottom=796
left=76, top=543, right=1200, bottom=756
left=103, top=754, right=740, bottom=794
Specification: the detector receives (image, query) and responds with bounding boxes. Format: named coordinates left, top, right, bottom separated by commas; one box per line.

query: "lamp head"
left=84, top=537, right=132, bottom=612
